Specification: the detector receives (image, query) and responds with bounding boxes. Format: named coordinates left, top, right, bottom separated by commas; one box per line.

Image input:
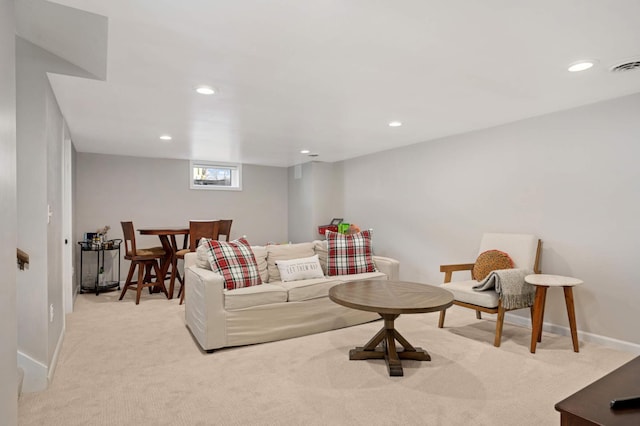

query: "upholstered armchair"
left=438, top=233, right=541, bottom=347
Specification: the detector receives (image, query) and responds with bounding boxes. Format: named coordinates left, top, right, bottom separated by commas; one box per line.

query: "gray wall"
left=75, top=153, right=288, bottom=283
left=313, top=162, right=344, bottom=238
left=16, top=38, right=94, bottom=391
left=288, top=163, right=315, bottom=243
left=45, top=79, right=64, bottom=366
left=72, top=141, right=77, bottom=304
left=288, top=161, right=344, bottom=243
left=340, top=93, right=640, bottom=347
left=0, top=0, right=18, bottom=422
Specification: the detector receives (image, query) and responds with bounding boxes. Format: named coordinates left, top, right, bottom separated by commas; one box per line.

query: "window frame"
left=189, top=160, right=243, bottom=191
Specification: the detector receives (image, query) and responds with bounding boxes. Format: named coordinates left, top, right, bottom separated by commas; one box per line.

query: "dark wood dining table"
left=138, top=226, right=189, bottom=299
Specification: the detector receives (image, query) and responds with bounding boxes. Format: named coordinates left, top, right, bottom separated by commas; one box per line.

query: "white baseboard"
left=17, top=351, right=47, bottom=392
left=48, top=326, right=65, bottom=383
left=504, top=313, right=640, bottom=354
left=17, top=367, right=24, bottom=397
left=18, top=326, right=66, bottom=393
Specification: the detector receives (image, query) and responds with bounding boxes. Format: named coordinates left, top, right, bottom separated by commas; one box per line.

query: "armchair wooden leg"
left=438, top=309, right=446, bottom=328
left=476, top=310, right=482, bottom=320
left=494, top=303, right=505, bottom=347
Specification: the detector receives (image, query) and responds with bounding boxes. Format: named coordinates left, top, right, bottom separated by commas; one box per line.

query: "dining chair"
left=217, top=219, right=233, bottom=242
left=119, top=221, right=168, bottom=304
left=172, top=220, right=220, bottom=304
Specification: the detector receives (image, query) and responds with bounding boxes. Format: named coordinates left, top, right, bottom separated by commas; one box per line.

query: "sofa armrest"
left=373, top=256, right=400, bottom=281
left=440, top=263, right=475, bottom=283
left=184, top=262, right=226, bottom=351
left=184, top=251, right=199, bottom=270
left=187, top=266, right=226, bottom=289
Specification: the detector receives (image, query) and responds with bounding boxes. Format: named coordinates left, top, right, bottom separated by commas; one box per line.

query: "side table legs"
left=563, top=287, right=580, bottom=352
left=530, top=285, right=580, bottom=353
left=530, top=286, right=548, bottom=353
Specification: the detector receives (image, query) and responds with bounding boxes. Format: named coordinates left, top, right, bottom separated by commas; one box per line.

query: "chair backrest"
left=189, top=220, right=220, bottom=251
left=217, top=219, right=233, bottom=242
left=121, top=221, right=137, bottom=256
left=478, top=233, right=541, bottom=273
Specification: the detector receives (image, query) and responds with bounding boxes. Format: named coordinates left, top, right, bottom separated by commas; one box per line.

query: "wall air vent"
left=610, top=60, right=640, bottom=72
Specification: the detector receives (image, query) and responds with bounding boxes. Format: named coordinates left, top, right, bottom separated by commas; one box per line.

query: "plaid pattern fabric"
left=203, top=238, right=262, bottom=290
left=326, top=229, right=375, bottom=276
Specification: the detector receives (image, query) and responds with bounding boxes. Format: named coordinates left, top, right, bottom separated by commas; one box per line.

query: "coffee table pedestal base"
left=348, top=314, right=431, bottom=376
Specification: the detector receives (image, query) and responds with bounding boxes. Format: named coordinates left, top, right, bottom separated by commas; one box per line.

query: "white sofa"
left=184, top=240, right=400, bottom=352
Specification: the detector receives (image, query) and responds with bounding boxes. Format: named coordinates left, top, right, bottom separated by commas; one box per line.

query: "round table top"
left=525, top=274, right=583, bottom=287
left=138, top=227, right=189, bottom=235
left=329, top=280, right=454, bottom=315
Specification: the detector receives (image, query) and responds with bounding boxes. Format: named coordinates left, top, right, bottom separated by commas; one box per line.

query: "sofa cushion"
left=274, top=278, right=342, bottom=302
left=333, top=270, right=387, bottom=283
left=251, top=245, right=269, bottom=283
left=266, top=242, right=315, bottom=282
left=276, top=254, right=325, bottom=282
left=326, top=230, right=375, bottom=276
left=224, top=284, right=288, bottom=310
left=196, top=241, right=212, bottom=270
left=196, top=243, right=268, bottom=283
left=203, top=238, right=262, bottom=290
left=313, top=240, right=328, bottom=275
left=478, top=233, right=538, bottom=271
left=440, top=280, right=499, bottom=308
left=473, top=249, right=514, bottom=281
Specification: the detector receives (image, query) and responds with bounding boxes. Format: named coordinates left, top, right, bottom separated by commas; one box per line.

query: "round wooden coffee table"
left=329, top=280, right=454, bottom=377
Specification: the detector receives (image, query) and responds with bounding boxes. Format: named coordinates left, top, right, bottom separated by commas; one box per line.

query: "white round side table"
left=525, top=274, right=583, bottom=353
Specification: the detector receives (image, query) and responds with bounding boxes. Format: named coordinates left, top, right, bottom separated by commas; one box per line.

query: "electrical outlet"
left=49, top=304, right=54, bottom=322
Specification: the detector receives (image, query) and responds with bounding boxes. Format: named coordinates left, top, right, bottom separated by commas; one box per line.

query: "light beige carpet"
left=19, top=290, right=635, bottom=426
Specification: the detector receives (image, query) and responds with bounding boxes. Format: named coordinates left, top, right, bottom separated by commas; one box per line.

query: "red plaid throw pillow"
left=326, top=229, right=375, bottom=276
left=203, top=238, right=262, bottom=290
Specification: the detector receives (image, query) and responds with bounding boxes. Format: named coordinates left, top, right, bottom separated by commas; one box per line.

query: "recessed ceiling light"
left=568, top=61, right=595, bottom=72
left=159, top=135, right=172, bottom=140
left=389, top=121, right=402, bottom=127
left=300, top=149, right=310, bottom=154
left=195, top=86, right=215, bottom=95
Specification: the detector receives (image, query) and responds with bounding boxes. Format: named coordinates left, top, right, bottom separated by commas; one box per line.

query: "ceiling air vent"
left=610, top=60, right=640, bottom=72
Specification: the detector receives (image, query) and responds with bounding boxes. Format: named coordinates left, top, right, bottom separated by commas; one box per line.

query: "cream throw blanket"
left=472, top=268, right=535, bottom=309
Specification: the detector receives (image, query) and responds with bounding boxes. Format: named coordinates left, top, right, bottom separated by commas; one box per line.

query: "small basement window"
left=190, top=160, right=242, bottom=191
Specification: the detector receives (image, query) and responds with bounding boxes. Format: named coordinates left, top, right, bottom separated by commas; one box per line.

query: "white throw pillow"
left=275, top=255, right=325, bottom=282
left=266, top=242, right=315, bottom=282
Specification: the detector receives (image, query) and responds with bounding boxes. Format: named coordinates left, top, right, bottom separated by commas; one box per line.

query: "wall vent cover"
left=610, top=60, right=640, bottom=72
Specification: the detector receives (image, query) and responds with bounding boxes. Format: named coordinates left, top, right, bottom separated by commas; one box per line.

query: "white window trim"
left=189, top=160, right=243, bottom=191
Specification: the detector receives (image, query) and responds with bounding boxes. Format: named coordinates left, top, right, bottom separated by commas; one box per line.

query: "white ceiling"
left=46, top=0, right=640, bottom=167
